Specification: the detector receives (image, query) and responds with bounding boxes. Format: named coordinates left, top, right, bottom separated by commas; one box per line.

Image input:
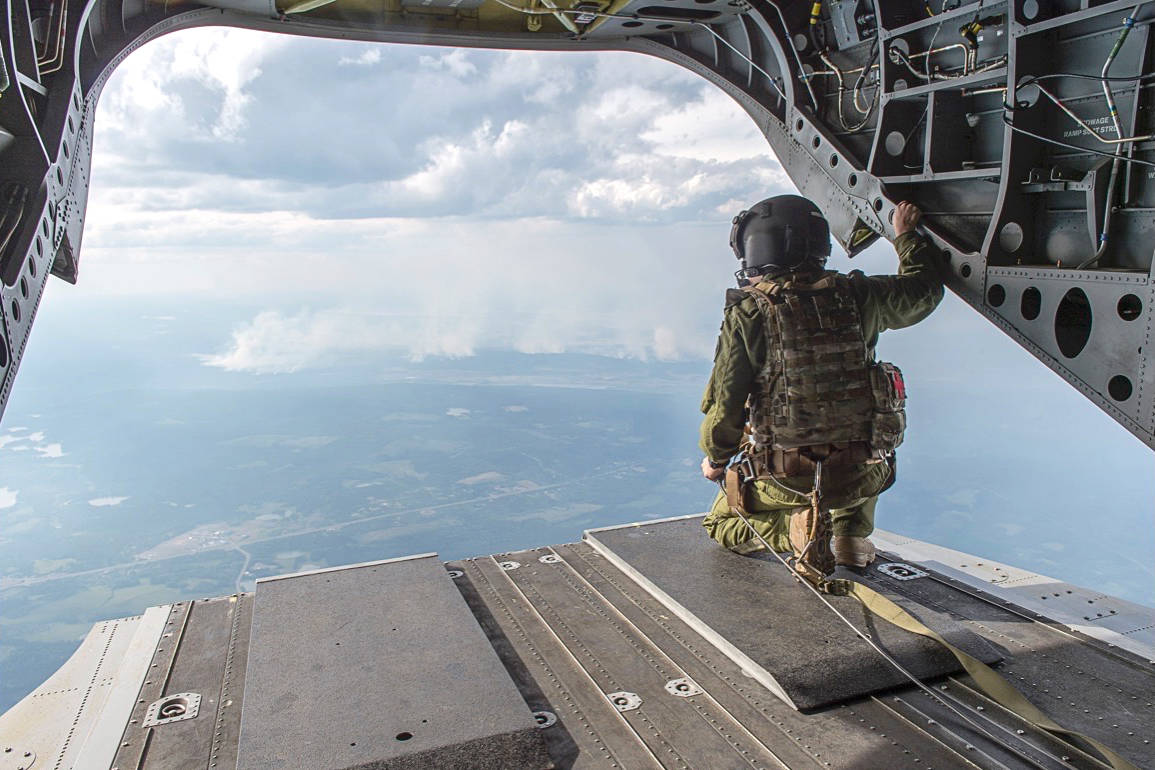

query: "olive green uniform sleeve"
left=854, top=232, right=946, bottom=346
left=699, top=297, right=759, bottom=464
left=699, top=233, right=944, bottom=462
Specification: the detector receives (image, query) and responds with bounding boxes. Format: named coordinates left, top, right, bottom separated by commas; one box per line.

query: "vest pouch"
left=869, top=362, right=907, bottom=452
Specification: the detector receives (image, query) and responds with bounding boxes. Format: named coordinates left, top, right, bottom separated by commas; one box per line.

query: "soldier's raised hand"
left=701, top=457, right=726, bottom=482
left=894, top=201, right=921, bottom=236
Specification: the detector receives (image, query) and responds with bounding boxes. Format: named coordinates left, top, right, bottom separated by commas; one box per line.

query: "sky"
left=78, top=29, right=792, bottom=365
left=3, top=27, right=1153, bottom=617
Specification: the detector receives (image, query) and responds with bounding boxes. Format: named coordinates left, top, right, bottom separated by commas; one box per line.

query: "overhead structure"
left=0, top=0, right=1153, bottom=444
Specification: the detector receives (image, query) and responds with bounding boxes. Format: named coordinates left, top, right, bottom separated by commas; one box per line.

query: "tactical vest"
left=742, top=271, right=907, bottom=466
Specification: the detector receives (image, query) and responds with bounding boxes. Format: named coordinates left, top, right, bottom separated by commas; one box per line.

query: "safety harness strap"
left=723, top=466, right=747, bottom=516
left=720, top=485, right=1135, bottom=768
left=832, top=579, right=1140, bottom=770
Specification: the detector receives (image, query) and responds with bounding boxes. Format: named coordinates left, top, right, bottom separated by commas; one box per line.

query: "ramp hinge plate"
left=877, top=562, right=928, bottom=581
left=143, top=692, right=201, bottom=727
left=606, top=691, right=641, bottom=711
left=664, top=678, right=702, bottom=697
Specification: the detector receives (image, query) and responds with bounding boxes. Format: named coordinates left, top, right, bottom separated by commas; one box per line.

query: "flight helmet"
left=730, top=195, right=831, bottom=284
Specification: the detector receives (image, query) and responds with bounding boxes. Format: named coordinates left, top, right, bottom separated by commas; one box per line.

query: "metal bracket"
left=498, top=561, right=521, bottom=571
left=446, top=569, right=464, bottom=579
left=877, top=562, right=929, bottom=581
left=538, top=554, right=561, bottom=564
left=142, top=692, right=201, bottom=727
left=606, top=691, right=642, bottom=712
left=532, top=710, right=557, bottom=728
left=1022, top=166, right=1093, bottom=193
left=664, top=678, right=702, bottom=698
left=1, top=747, right=36, bottom=770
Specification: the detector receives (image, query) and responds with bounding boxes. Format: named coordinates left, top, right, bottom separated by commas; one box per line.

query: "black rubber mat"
left=586, top=516, right=1002, bottom=710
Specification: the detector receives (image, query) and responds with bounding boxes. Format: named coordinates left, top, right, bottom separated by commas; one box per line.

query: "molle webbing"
left=745, top=273, right=873, bottom=450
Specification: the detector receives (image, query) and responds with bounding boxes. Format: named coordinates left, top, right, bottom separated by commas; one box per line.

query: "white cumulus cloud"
left=88, top=496, right=129, bottom=507
left=0, top=488, right=17, bottom=509
left=0, top=434, right=25, bottom=449
left=339, top=48, right=382, bottom=66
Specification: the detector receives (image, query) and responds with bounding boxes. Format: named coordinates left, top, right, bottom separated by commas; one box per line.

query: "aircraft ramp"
left=2, top=517, right=1153, bottom=769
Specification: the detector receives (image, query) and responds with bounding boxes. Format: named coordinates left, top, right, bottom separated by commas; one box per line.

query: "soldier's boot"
left=833, top=536, right=876, bottom=568
left=788, top=507, right=835, bottom=584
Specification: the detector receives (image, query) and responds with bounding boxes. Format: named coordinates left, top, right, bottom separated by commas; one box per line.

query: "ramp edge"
left=582, top=528, right=799, bottom=710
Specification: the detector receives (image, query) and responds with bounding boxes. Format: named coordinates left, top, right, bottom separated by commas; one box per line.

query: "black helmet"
left=730, top=195, right=831, bottom=283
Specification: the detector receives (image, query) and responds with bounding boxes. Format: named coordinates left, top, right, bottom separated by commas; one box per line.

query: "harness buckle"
left=735, top=456, right=755, bottom=482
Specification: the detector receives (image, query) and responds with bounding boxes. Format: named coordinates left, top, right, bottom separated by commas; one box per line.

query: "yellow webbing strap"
left=834, top=579, right=1139, bottom=770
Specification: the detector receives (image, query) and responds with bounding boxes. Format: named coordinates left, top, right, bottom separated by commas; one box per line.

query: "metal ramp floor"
left=3, top=515, right=1153, bottom=769
left=454, top=526, right=1154, bottom=769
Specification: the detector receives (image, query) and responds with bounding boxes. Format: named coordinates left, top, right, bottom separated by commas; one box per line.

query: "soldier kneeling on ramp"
left=699, top=195, right=944, bottom=584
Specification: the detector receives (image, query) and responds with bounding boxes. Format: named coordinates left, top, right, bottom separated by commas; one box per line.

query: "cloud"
left=339, top=48, right=382, bottom=67
left=418, top=49, right=477, bottom=77
left=642, top=89, right=771, bottom=163
left=88, top=496, right=129, bottom=507
left=73, top=28, right=801, bottom=379
left=97, top=28, right=289, bottom=145
left=88, top=33, right=783, bottom=224
left=503, top=405, right=529, bottom=412
left=446, top=408, right=471, bottom=418
left=199, top=293, right=722, bottom=373
left=199, top=308, right=485, bottom=372
left=200, top=309, right=392, bottom=373
left=0, top=434, right=25, bottom=449
left=34, top=444, right=65, bottom=458
left=0, top=488, right=17, bottom=508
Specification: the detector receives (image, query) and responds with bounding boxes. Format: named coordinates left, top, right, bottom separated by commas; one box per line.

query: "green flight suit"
left=700, top=232, right=945, bottom=553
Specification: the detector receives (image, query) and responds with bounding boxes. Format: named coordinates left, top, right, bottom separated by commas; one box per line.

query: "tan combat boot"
left=787, top=506, right=835, bottom=584
left=833, top=536, right=877, bottom=568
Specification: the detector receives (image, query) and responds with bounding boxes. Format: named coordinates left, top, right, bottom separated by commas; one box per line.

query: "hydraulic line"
left=1000, top=113, right=1155, bottom=170
left=763, top=0, right=821, bottom=112
left=1078, top=5, right=1142, bottom=269
left=1033, top=83, right=1155, bottom=145
left=819, top=49, right=877, bottom=132
left=35, top=0, right=68, bottom=75
left=851, top=45, right=876, bottom=114
left=909, top=41, right=969, bottom=70
left=693, top=21, right=788, bottom=101
left=855, top=39, right=881, bottom=123
left=1022, top=70, right=1155, bottom=84
left=890, top=44, right=1003, bottom=82
left=806, top=43, right=965, bottom=82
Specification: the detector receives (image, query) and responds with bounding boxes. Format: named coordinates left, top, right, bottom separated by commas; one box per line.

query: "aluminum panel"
left=236, top=554, right=549, bottom=769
